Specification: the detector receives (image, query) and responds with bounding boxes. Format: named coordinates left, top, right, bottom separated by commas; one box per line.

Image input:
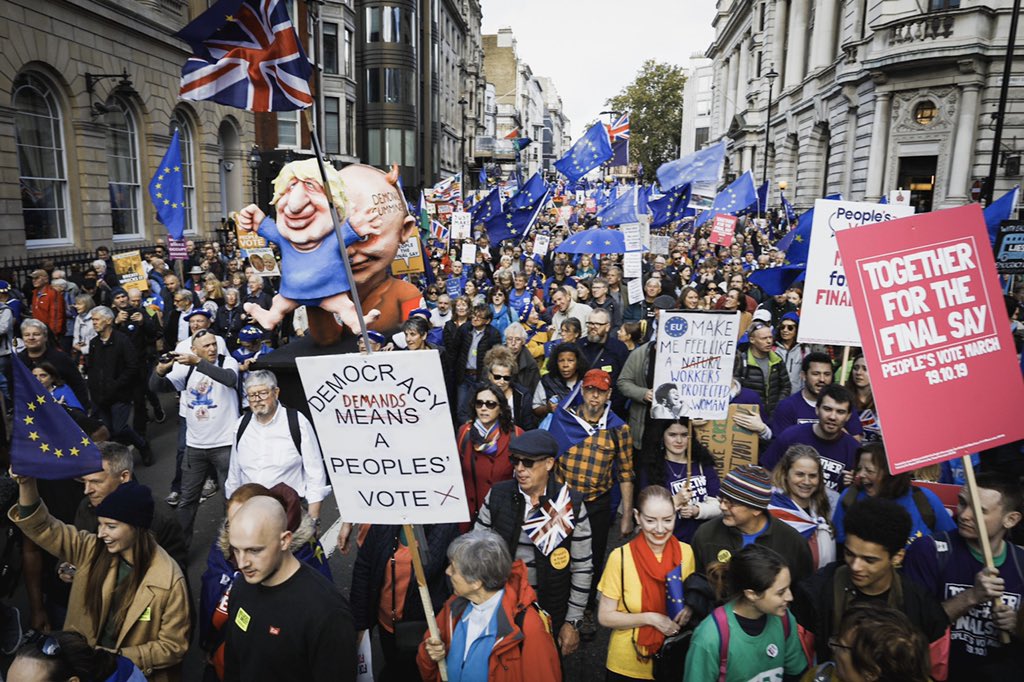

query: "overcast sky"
left=480, top=0, right=718, bottom=139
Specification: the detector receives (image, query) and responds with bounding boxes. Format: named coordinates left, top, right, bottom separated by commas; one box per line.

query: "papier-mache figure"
left=234, top=158, right=381, bottom=334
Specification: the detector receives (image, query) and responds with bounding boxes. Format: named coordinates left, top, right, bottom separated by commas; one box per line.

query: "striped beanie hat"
left=720, top=465, right=772, bottom=510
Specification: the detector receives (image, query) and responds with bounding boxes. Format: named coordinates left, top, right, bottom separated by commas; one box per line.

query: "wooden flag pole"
left=837, top=346, right=851, bottom=384
left=961, top=456, right=1011, bottom=644
left=404, top=524, right=448, bottom=681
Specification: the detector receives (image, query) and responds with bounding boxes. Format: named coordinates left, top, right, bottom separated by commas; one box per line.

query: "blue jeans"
left=178, top=444, right=231, bottom=546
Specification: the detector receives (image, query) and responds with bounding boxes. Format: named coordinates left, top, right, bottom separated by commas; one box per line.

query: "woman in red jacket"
left=456, top=382, right=522, bottom=523
left=417, top=529, right=561, bottom=682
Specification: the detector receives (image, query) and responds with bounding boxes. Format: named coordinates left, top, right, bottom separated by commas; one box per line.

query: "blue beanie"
left=238, top=325, right=263, bottom=342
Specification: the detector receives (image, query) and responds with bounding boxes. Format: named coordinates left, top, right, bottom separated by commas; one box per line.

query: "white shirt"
left=430, top=309, right=451, bottom=328
left=173, top=333, right=229, bottom=416
left=176, top=307, right=193, bottom=344
left=164, top=353, right=239, bottom=448
left=225, top=403, right=332, bottom=504
left=462, top=589, right=504, bottom=661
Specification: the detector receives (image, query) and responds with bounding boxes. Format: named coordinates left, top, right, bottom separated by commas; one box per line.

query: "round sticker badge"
left=550, top=547, right=570, bottom=569
left=766, top=643, right=779, bottom=658
left=717, top=549, right=732, bottom=564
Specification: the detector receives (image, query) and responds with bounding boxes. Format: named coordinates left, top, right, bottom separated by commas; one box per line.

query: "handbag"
left=652, top=630, right=691, bottom=682
left=389, top=536, right=429, bottom=655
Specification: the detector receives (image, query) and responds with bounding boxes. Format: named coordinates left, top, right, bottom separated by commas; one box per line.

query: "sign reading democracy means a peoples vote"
left=650, top=311, right=740, bottom=420
left=296, top=351, right=469, bottom=524
left=837, top=204, right=1024, bottom=474
left=800, top=200, right=914, bottom=346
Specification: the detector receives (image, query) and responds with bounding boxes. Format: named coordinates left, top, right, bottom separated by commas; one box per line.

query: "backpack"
left=711, top=605, right=792, bottom=682
left=236, top=406, right=302, bottom=454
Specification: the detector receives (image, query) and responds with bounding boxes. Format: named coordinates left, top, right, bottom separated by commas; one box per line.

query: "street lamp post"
left=761, top=66, right=779, bottom=217
left=248, top=145, right=261, bottom=205
left=459, top=96, right=469, bottom=188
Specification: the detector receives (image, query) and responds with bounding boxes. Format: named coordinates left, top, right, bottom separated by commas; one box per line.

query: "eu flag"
left=10, top=357, right=102, bottom=479
left=781, top=191, right=796, bottom=224
left=657, top=141, right=725, bottom=192
left=148, top=130, right=187, bottom=240
left=776, top=193, right=843, bottom=264
left=470, top=187, right=503, bottom=226
left=484, top=190, right=548, bottom=245
left=695, top=171, right=758, bottom=227
left=984, top=185, right=1021, bottom=245
left=597, top=185, right=641, bottom=226
left=648, top=183, right=692, bottom=228
left=554, top=123, right=613, bottom=183
left=508, top=173, right=548, bottom=211
left=544, top=383, right=626, bottom=457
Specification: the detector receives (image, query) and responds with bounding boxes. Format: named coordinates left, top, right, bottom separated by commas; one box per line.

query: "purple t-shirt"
left=663, top=460, right=721, bottom=543
left=769, top=391, right=863, bottom=437
left=761, top=424, right=859, bottom=491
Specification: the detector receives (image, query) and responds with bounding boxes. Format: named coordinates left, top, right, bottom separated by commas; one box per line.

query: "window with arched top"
left=101, top=99, right=143, bottom=239
left=170, top=113, right=197, bottom=234
left=13, top=72, right=71, bottom=244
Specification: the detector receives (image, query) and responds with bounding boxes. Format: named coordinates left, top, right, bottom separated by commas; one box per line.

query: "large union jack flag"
left=606, top=113, right=630, bottom=142
left=176, top=0, right=313, bottom=112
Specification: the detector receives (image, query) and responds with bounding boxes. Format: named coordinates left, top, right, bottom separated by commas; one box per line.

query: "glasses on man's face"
left=246, top=388, right=273, bottom=402
left=586, top=321, right=609, bottom=328
left=475, top=399, right=499, bottom=409
left=490, top=373, right=512, bottom=382
left=509, top=456, right=541, bottom=469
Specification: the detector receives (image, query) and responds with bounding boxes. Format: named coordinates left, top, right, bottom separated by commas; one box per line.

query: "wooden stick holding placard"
left=685, top=420, right=693, bottom=491
left=961, top=456, right=1012, bottom=644
left=837, top=346, right=851, bottom=384
left=404, top=524, right=448, bottom=680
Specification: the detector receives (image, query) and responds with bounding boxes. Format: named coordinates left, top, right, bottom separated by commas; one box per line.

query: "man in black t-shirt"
left=224, top=497, right=356, bottom=681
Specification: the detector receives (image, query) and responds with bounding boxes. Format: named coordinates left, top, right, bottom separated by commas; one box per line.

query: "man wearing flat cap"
left=475, top=429, right=593, bottom=658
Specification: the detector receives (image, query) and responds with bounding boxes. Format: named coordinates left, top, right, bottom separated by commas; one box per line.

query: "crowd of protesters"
left=0, top=181, right=1022, bottom=682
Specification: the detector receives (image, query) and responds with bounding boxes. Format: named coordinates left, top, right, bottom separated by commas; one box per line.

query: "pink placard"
left=709, top=214, right=737, bottom=247
left=837, top=204, right=1024, bottom=474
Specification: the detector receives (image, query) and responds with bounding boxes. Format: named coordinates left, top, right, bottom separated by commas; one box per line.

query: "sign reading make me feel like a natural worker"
left=837, top=204, right=1024, bottom=474
left=296, top=351, right=469, bottom=524
left=800, top=200, right=915, bottom=346
left=651, top=311, right=740, bottom=420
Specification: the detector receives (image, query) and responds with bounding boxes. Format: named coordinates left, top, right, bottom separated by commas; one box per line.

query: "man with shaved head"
left=223, top=497, right=356, bottom=681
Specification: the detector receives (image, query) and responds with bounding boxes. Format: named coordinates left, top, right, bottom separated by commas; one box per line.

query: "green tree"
left=606, top=59, right=687, bottom=176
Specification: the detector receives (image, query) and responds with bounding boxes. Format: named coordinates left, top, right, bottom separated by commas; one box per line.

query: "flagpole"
left=518, top=188, right=551, bottom=245
left=301, top=110, right=374, bottom=354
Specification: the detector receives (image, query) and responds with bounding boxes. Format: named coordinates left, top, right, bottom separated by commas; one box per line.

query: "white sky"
left=480, top=0, right=718, bottom=139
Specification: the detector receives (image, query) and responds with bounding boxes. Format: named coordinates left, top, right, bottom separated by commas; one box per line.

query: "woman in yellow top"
left=9, top=475, right=190, bottom=682
left=597, top=485, right=696, bottom=681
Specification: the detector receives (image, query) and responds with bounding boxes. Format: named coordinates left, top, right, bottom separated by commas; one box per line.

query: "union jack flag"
left=606, top=113, right=630, bottom=142
left=176, top=0, right=313, bottom=113
left=429, top=220, right=449, bottom=243
left=523, top=485, right=575, bottom=556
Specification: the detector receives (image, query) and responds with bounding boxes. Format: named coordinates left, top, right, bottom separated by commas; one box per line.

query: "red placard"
left=837, top=204, right=1024, bottom=474
left=709, top=214, right=738, bottom=247
left=585, top=198, right=597, bottom=214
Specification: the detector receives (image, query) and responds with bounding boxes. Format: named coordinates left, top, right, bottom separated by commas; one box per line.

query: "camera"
left=159, top=352, right=176, bottom=364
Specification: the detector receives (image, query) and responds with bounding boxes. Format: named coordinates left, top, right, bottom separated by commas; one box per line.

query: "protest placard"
left=708, top=214, right=738, bottom=247
left=460, top=243, right=477, bottom=264
left=451, top=211, right=471, bottom=240
left=693, top=405, right=760, bottom=479
left=650, top=311, right=739, bottom=420
left=559, top=206, right=572, bottom=226
left=800, top=199, right=914, bottom=346
left=585, top=198, right=597, bottom=214
left=246, top=248, right=280, bottom=277
left=391, top=235, right=425, bottom=275
left=445, top=277, right=461, bottom=298
left=296, top=351, right=469, bottom=524
left=651, top=235, right=671, bottom=255
left=166, top=237, right=187, bottom=261
left=533, top=233, right=551, bottom=258
left=888, top=189, right=911, bottom=206
left=576, top=190, right=585, bottom=205
left=993, top=221, right=1024, bottom=274
left=623, top=252, right=643, bottom=279
left=837, top=204, right=1024, bottom=474
left=236, top=222, right=267, bottom=253
left=639, top=213, right=651, bottom=249
left=622, top=223, right=643, bottom=252
left=111, top=251, right=148, bottom=292
left=626, top=278, right=643, bottom=305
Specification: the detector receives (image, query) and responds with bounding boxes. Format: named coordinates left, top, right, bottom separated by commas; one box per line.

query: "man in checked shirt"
left=560, top=368, right=634, bottom=639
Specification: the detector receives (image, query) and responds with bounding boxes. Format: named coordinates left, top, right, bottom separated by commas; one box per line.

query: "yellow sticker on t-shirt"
left=235, top=607, right=251, bottom=632
left=138, top=607, right=152, bottom=622
left=550, top=547, right=570, bottom=570
left=717, top=549, right=732, bottom=564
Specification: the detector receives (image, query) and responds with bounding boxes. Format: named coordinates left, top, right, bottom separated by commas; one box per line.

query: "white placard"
left=622, top=223, right=643, bottom=252
left=651, top=236, right=671, bottom=255
left=559, top=206, right=572, bottom=226
left=639, top=213, right=652, bottom=248
left=533, top=233, right=551, bottom=258
left=575, top=190, right=585, bottom=204
left=650, top=311, right=739, bottom=420
left=627, top=278, right=644, bottom=305
left=623, top=252, right=643, bottom=279
left=451, top=211, right=471, bottom=240
left=460, top=243, right=477, bottom=264
left=887, top=189, right=911, bottom=206
left=800, top=199, right=915, bottom=346
left=296, top=351, right=469, bottom=524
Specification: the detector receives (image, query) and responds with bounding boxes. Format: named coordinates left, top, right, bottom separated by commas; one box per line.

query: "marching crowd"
left=0, top=185, right=1023, bottom=682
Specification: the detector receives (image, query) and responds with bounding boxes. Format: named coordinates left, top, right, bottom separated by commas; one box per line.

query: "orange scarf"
left=629, top=534, right=682, bottom=657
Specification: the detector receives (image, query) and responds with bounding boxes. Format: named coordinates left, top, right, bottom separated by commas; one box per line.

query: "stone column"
left=810, top=0, right=838, bottom=72
left=736, top=36, right=750, bottom=114
left=785, top=0, right=809, bottom=88
left=774, top=0, right=789, bottom=90
left=947, top=84, right=981, bottom=202
left=726, top=52, right=739, bottom=125
left=742, top=145, right=754, bottom=174
left=865, top=92, right=892, bottom=201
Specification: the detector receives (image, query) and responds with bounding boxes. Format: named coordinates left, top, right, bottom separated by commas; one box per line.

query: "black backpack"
left=235, top=406, right=302, bottom=454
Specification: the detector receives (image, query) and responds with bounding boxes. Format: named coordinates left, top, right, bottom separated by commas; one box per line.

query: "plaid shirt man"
left=560, top=418, right=634, bottom=502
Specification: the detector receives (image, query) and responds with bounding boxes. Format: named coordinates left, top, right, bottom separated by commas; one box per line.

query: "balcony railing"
left=889, top=13, right=955, bottom=46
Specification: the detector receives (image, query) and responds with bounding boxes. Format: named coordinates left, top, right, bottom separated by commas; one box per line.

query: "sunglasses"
left=780, top=324, right=797, bottom=330
left=475, top=399, right=499, bottom=409
left=509, top=456, right=544, bottom=468
left=490, top=374, right=512, bottom=382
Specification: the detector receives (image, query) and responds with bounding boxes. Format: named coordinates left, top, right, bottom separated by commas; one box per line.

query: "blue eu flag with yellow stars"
left=508, top=172, right=548, bottom=212
left=554, top=123, right=613, bottom=183
left=695, top=171, right=758, bottom=227
left=148, top=129, right=187, bottom=240
left=10, top=357, right=102, bottom=479
left=597, top=185, right=642, bottom=226
left=648, top=183, right=692, bottom=228
left=485, top=189, right=548, bottom=245
left=470, top=187, right=503, bottom=226
left=666, top=564, right=686, bottom=619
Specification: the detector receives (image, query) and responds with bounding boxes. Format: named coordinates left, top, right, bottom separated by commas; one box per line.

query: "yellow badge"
left=138, top=607, right=152, bottom=622
left=550, top=547, right=570, bottom=570
left=235, top=607, right=251, bottom=632
left=601, top=365, right=614, bottom=374
left=717, top=549, right=732, bottom=564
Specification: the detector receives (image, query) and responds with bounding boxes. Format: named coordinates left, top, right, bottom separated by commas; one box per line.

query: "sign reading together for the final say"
left=296, top=351, right=469, bottom=524
left=837, top=204, right=1024, bottom=474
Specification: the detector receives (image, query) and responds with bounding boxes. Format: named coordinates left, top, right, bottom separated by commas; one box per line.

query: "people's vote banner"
left=296, top=351, right=469, bottom=524
left=837, top=204, right=1024, bottom=474
left=246, top=248, right=280, bottom=277
left=391, top=235, right=425, bottom=276
left=800, top=200, right=914, bottom=345
left=708, top=214, right=737, bottom=247
left=651, top=311, right=739, bottom=420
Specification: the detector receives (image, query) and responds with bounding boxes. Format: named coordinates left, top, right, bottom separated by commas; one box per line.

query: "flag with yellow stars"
left=148, top=129, right=186, bottom=240
left=553, top=122, right=613, bottom=183
left=10, top=357, right=102, bottom=479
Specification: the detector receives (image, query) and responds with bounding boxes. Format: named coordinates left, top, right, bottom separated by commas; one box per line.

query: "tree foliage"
left=606, top=59, right=687, bottom=176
